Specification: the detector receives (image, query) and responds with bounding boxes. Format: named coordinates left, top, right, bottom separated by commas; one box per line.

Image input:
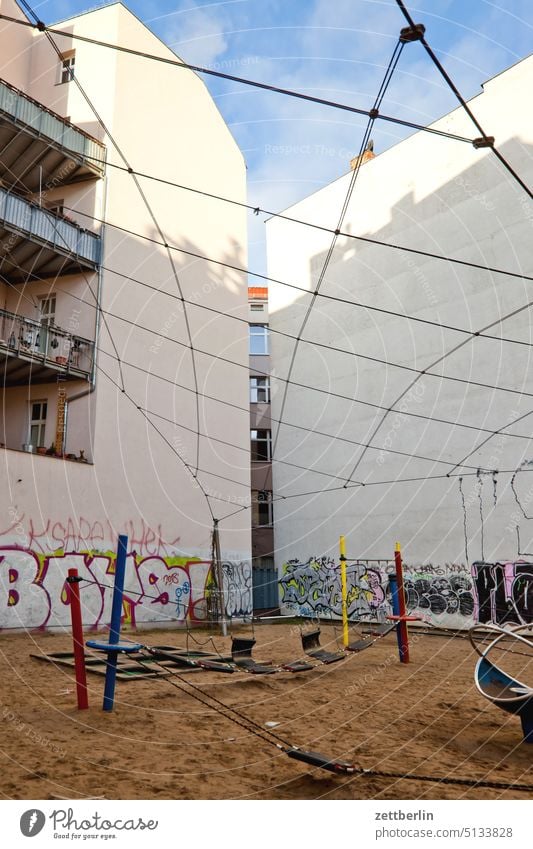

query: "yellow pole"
left=340, top=535, right=349, bottom=647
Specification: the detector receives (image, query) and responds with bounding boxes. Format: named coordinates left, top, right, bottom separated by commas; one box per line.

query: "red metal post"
left=67, top=568, right=89, bottom=709
left=394, top=543, right=410, bottom=664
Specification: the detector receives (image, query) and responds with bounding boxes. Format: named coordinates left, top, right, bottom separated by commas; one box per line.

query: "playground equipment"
left=470, top=623, right=533, bottom=743
left=85, top=535, right=142, bottom=710
left=36, top=535, right=533, bottom=789
left=231, top=637, right=315, bottom=673
left=301, top=628, right=347, bottom=663
left=60, top=534, right=417, bottom=712
left=340, top=538, right=420, bottom=662
left=65, top=566, right=88, bottom=710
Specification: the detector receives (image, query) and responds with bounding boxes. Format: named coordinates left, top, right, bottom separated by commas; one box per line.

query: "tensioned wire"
left=2, top=7, right=527, bottom=512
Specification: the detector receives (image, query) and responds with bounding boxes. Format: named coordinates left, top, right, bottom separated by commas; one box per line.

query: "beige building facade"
left=0, top=1, right=252, bottom=630
left=267, top=55, right=533, bottom=628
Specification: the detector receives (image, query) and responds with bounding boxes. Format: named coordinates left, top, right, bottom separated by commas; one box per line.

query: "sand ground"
left=0, top=622, right=531, bottom=800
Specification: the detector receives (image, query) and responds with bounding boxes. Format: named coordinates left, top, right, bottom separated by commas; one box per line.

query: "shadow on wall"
left=269, top=136, right=533, bottom=562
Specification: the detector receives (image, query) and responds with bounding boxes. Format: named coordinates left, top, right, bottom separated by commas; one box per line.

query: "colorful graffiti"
left=280, top=557, right=533, bottom=627
left=280, top=557, right=385, bottom=619
left=0, top=545, right=252, bottom=630
left=472, top=561, right=533, bottom=625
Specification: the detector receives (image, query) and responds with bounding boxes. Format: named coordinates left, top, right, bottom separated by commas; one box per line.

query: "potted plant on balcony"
left=36, top=445, right=47, bottom=456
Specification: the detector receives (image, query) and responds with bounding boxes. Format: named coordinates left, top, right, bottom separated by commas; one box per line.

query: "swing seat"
left=287, top=748, right=355, bottom=774
left=146, top=647, right=234, bottom=673
left=152, top=645, right=227, bottom=658
left=231, top=638, right=278, bottom=674
left=86, top=641, right=142, bottom=653
left=346, top=638, right=374, bottom=653
left=281, top=660, right=315, bottom=673
left=301, top=629, right=345, bottom=664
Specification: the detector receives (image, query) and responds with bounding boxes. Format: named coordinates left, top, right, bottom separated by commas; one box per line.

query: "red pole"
left=394, top=542, right=410, bottom=664
left=67, top=568, right=89, bottom=709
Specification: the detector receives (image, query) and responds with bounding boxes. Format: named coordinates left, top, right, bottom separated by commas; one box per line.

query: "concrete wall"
left=0, top=0, right=32, bottom=91
left=280, top=557, right=533, bottom=628
left=0, top=3, right=251, bottom=629
left=267, top=55, right=533, bottom=625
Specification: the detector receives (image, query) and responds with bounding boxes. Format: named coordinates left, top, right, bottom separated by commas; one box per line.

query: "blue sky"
left=22, top=1, right=533, bottom=273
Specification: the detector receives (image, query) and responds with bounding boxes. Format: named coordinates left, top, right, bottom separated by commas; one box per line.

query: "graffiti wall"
left=0, top=517, right=252, bottom=630
left=279, top=557, right=533, bottom=628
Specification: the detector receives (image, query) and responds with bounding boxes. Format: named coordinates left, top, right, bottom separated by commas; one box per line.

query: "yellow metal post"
left=340, top=535, right=349, bottom=647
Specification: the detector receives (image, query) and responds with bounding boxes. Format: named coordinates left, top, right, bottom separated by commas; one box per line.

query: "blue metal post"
left=103, top=534, right=128, bottom=711
left=389, top=574, right=402, bottom=661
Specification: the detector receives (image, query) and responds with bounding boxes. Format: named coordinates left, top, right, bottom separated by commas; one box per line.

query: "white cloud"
left=162, top=2, right=230, bottom=67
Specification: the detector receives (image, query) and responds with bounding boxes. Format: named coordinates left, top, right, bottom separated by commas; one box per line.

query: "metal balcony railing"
left=0, top=308, right=94, bottom=376
left=0, top=77, right=105, bottom=175
left=0, top=187, right=101, bottom=268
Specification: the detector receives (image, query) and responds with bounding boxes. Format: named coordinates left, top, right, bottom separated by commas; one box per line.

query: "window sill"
left=1, top=446, right=92, bottom=464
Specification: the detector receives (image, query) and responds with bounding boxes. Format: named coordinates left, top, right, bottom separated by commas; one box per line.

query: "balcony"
left=0, top=187, right=101, bottom=282
left=0, top=307, right=94, bottom=385
left=0, top=77, right=105, bottom=192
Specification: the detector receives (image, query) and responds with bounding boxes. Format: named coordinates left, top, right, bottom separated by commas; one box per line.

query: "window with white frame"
left=29, top=401, right=47, bottom=447
left=251, top=429, right=272, bottom=461
left=60, top=53, right=75, bottom=84
left=39, top=295, right=56, bottom=326
left=252, top=491, right=273, bottom=527
left=250, top=376, right=270, bottom=404
left=249, top=324, right=269, bottom=355
left=37, top=295, right=56, bottom=354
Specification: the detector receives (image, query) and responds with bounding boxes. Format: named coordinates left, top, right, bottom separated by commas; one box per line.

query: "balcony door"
left=29, top=401, right=47, bottom=449
left=38, top=295, right=56, bottom=355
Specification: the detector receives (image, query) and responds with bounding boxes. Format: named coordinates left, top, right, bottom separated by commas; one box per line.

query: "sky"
left=19, top=0, right=533, bottom=273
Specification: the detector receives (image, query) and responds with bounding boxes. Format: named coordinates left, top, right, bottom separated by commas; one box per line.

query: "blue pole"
left=389, top=574, right=402, bottom=661
left=103, top=534, right=128, bottom=711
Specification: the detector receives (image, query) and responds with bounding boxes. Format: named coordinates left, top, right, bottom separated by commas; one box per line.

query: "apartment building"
left=0, top=0, right=251, bottom=630
left=266, top=55, right=533, bottom=626
left=248, top=286, right=277, bottom=611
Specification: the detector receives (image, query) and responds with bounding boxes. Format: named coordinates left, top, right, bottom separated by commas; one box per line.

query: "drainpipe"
left=89, top=161, right=108, bottom=389
left=65, top=163, right=108, bottom=414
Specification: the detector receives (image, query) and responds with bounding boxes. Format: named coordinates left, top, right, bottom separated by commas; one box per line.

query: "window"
left=250, top=304, right=264, bottom=312
left=39, top=295, right=56, bottom=326
left=252, top=491, right=273, bottom=527
left=46, top=199, right=65, bottom=216
left=250, top=376, right=270, bottom=404
left=251, top=429, right=272, bottom=461
left=60, top=53, right=75, bottom=84
left=249, top=324, right=269, bottom=355
left=29, top=401, right=47, bottom=448
left=37, top=295, right=56, bottom=354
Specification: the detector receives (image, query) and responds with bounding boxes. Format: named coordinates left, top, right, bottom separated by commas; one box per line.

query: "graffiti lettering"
left=280, top=558, right=478, bottom=627
left=0, top=516, right=180, bottom=556
left=472, top=561, right=533, bottom=625
left=0, top=547, right=251, bottom=630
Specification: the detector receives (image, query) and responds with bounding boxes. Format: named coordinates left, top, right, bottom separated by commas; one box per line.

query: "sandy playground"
left=0, top=621, right=532, bottom=801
